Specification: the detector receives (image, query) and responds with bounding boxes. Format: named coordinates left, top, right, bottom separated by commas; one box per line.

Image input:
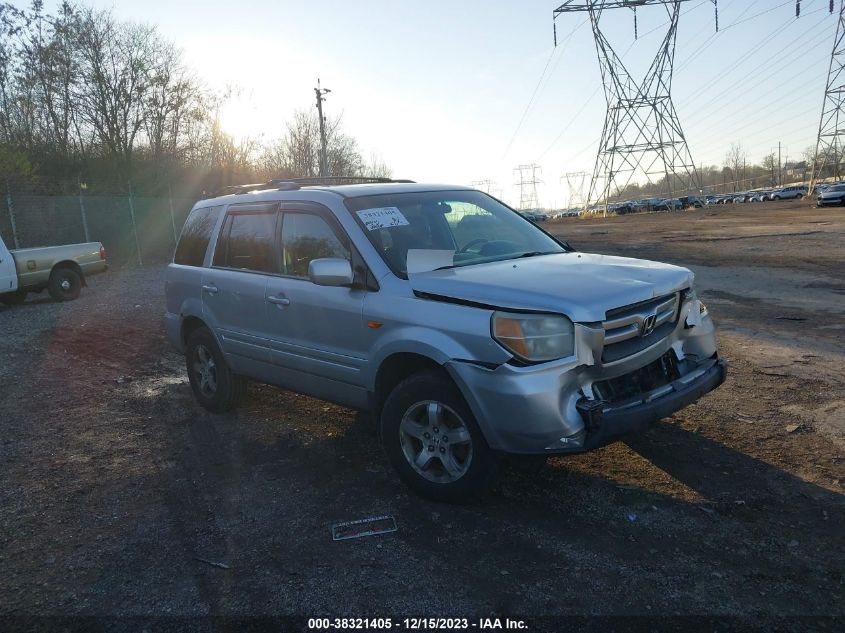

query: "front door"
left=0, top=236, right=17, bottom=295
left=201, top=203, right=279, bottom=368
left=264, top=206, right=369, bottom=406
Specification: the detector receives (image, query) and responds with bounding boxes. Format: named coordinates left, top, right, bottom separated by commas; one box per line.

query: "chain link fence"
left=0, top=180, right=197, bottom=266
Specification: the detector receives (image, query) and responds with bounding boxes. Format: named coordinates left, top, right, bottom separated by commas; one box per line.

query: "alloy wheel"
left=398, top=400, right=473, bottom=483
left=193, top=344, right=218, bottom=397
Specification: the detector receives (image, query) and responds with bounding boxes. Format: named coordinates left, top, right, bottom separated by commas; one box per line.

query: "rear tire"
left=0, top=289, right=27, bottom=305
left=186, top=327, right=246, bottom=413
left=48, top=267, right=82, bottom=302
left=380, top=370, right=499, bottom=503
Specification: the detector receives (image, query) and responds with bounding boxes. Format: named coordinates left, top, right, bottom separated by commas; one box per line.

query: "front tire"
left=48, top=267, right=82, bottom=302
left=186, top=327, right=246, bottom=413
left=380, top=370, right=499, bottom=503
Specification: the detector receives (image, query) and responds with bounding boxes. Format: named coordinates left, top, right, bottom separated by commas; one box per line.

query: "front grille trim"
left=601, top=292, right=681, bottom=363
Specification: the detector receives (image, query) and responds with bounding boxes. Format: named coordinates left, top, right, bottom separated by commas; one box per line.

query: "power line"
left=678, top=7, right=828, bottom=115
left=501, top=19, right=586, bottom=159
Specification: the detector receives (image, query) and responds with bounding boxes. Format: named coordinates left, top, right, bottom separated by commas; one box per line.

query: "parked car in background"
left=817, top=183, right=845, bottom=206
left=0, top=234, right=108, bottom=305
left=770, top=185, right=807, bottom=200
left=519, top=210, right=546, bottom=222
left=637, top=198, right=662, bottom=211
left=655, top=198, right=683, bottom=211
left=610, top=201, right=640, bottom=215
left=164, top=181, right=725, bottom=501
left=747, top=191, right=770, bottom=203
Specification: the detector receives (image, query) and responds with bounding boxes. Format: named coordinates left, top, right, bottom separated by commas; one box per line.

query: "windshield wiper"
left=515, top=251, right=558, bottom=259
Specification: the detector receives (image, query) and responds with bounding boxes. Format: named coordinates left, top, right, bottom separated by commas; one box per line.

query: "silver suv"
left=165, top=181, right=726, bottom=501
left=769, top=185, right=807, bottom=200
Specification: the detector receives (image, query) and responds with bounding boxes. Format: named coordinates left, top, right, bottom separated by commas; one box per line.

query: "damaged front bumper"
left=575, top=356, right=726, bottom=451
left=445, top=298, right=726, bottom=455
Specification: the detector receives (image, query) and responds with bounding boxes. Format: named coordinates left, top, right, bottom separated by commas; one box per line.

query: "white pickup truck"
left=0, top=234, right=108, bottom=305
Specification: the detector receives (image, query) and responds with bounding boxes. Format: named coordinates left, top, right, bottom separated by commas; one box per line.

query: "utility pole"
left=314, top=78, right=331, bottom=178
left=778, top=141, right=782, bottom=187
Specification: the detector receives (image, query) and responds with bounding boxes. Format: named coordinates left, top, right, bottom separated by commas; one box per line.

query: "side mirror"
left=308, top=258, right=354, bottom=287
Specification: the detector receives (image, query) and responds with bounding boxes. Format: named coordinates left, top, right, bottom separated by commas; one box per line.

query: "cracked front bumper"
left=445, top=301, right=725, bottom=455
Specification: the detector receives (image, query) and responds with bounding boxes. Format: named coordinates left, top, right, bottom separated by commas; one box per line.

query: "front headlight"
left=492, top=312, right=575, bottom=362
left=686, top=287, right=708, bottom=316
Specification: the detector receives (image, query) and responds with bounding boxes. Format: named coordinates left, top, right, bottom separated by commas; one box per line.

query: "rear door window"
left=213, top=205, right=279, bottom=273
left=174, top=205, right=221, bottom=266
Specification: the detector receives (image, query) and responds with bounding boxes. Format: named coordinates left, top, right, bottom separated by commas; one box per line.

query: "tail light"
left=99, top=245, right=107, bottom=260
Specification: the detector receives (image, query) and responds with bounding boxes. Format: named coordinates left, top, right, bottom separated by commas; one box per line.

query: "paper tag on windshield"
left=356, top=207, right=409, bottom=231
left=407, top=249, right=455, bottom=274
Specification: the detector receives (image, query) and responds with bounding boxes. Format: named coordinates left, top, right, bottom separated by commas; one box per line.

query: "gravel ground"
left=0, top=201, right=843, bottom=631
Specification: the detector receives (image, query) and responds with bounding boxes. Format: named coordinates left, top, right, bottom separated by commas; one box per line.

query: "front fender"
left=363, top=324, right=507, bottom=391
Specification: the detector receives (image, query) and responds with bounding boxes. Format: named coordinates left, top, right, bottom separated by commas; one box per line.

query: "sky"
left=37, top=0, right=838, bottom=207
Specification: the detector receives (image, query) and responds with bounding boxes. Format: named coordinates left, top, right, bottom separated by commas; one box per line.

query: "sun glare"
left=218, top=98, right=266, bottom=141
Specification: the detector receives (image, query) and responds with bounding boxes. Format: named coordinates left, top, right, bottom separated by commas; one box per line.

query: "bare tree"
left=725, top=142, right=746, bottom=191
left=0, top=3, right=391, bottom=192
left=143, top=40, right=201, bottom=168
left=75, top=8, right=161, bottom=180
left=762, top=153, right=777, bottom=188
left=366, top=152, right=393, bottom=179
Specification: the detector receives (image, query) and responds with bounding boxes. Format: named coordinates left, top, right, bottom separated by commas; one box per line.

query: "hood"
left=410, top=252, right=693, bottom=322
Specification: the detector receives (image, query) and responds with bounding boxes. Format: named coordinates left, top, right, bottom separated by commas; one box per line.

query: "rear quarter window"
left=174, top=206, right=221, bottom=266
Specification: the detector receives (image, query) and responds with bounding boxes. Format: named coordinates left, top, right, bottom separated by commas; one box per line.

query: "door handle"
left=202, top=283, right=218, bottom=295
left=267, top=295, right=291, bottom=306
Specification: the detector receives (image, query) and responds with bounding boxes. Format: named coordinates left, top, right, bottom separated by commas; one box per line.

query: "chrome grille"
left=601, top=293, right=680, bottom=362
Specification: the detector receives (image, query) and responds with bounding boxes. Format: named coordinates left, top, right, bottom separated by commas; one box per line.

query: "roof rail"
left=273, top=176, right=415, bottom=186
left=212, top=175, right=415, bottom=197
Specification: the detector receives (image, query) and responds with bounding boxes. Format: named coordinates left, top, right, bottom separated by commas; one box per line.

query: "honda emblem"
left=641, top=314, right=657, bottom=337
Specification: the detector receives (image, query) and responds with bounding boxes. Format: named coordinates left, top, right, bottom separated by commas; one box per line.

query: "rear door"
left=264, top=203, right=370, bottom=398
left=0, top=235, right=17, bottom=295
left=202, top=202, right=279, bottom=367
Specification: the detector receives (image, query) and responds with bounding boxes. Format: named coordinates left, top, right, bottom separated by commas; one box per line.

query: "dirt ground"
left=1, top=200, right=843, bottom=631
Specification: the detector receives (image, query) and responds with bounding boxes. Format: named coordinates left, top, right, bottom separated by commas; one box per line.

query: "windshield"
left=344, top=190, right=566, bottom=276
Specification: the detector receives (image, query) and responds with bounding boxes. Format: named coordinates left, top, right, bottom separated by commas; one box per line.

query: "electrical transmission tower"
left=471, top=179, right=496, bottom=194
left=563, top=171, right=588, bottom=208
left=811, top=0, right=845, bottom=188
left=514, top=165, right=543, bottom=210
left=553, top=1, right=704, bottom=208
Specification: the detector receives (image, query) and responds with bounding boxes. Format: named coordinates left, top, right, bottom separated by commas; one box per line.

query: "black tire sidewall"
left=48, top=268, right=81, bottom=302
left=380, top=370, right=498, bottom=503
left=185, top=327, right=244, bottom=413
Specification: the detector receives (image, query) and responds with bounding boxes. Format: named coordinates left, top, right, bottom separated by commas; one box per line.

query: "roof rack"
left=213, top=176, right=416, bottom=197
